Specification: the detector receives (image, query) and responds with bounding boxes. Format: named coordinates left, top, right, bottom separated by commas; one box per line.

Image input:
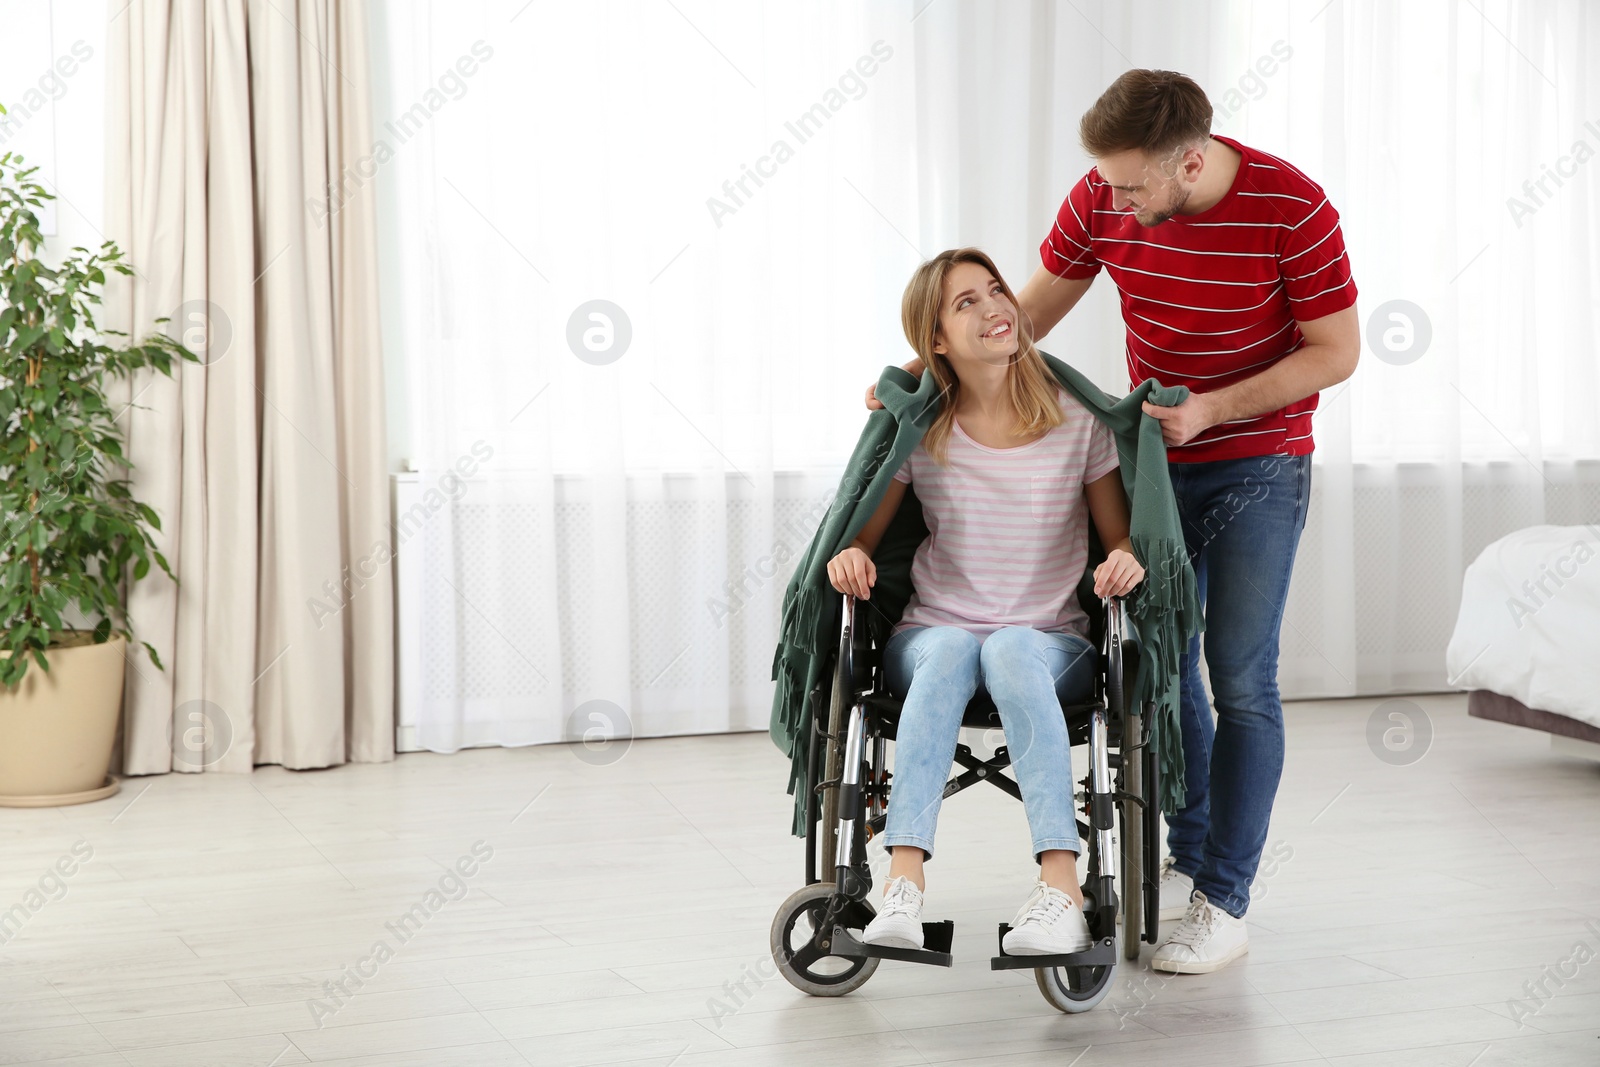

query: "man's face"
left=1096, top=146, right=1193, bottom=227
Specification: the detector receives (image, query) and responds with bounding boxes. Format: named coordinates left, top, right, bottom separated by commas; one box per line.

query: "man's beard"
left=1137, top=184, right=1190, bottom=227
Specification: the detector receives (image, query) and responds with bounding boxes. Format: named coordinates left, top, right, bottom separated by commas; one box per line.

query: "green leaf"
left=0, top=156, right=172, bottom=683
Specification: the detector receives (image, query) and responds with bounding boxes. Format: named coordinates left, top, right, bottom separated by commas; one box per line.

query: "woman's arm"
left=826, top=478, right=909, bottom=600
left=1083, top=469, right=1145, bottom=597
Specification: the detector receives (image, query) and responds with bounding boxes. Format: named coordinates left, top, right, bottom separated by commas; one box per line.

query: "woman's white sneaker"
left=1002, top=879, right=1092, bottom=955
left=1158, top=856, right=1195, bottom=921
left=1150, top=891, right=1248, bottom=974
left=861, top=875, right=924, bottom=949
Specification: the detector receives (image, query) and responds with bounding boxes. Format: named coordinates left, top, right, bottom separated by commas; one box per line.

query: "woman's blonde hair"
left=901, top=247, right=1062, bottom=465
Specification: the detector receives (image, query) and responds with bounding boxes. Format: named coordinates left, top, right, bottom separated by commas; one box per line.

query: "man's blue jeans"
left=879, top=625, right=1096, bottom=862
left=1165, top=453, right=1312, bottom=919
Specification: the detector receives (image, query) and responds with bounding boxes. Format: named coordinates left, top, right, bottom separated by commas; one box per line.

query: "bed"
left=1446, top=523, right=1600, bottom=761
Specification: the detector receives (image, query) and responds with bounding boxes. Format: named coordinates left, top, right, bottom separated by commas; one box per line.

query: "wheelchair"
left=769, top=578, right=1163, bottom=1013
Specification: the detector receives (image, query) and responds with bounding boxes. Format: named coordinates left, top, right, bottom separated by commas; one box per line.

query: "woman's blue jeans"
left=1165, top=453, right=1312, bottom=919
left=879, top=625, right=1096, bottom=863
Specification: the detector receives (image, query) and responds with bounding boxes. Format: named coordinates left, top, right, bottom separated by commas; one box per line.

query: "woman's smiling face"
left=932, top=260, right=1020, bottom=371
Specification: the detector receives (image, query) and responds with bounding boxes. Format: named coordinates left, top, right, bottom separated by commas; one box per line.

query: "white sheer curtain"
left=372, top=1, right=917, bottom=749
left=374, top=0, right=1600, bottom=752
left=1212, top=0, right=1600, bottom=695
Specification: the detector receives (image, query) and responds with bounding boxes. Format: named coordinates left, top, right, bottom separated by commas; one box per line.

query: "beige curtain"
left=103, top=0, right=393, bottom=774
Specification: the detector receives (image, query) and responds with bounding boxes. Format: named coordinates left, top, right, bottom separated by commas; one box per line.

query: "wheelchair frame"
left=770, top=590, right=1163, bottom=1013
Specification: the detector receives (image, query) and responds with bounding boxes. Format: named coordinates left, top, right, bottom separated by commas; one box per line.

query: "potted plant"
left=0, top=145, right=197, bottom=806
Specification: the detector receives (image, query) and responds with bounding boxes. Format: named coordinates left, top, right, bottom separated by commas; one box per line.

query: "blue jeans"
left=1165, top=453, right=1312, bottom=918
left=880, top=625, right=1096, bottom=862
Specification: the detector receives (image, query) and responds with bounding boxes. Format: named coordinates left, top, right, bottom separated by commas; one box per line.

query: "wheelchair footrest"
left=989, top=927, right=1117, bottom=971
left=829, top=921, right=954, bottom=968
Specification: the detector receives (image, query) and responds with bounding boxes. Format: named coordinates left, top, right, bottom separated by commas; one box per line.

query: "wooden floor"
left=1, top=694, right=1597, bottom=1065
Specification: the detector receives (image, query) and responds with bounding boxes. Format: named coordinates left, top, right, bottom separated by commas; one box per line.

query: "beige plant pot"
left=0, top=632, right=125, bottom=806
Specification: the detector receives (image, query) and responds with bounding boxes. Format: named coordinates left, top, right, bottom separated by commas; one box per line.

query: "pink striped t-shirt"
left=890, top=388, right=1120, bottom=641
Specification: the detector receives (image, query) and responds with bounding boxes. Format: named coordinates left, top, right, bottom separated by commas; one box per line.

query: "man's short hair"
left=1079, top=69, right=1213, bottom=159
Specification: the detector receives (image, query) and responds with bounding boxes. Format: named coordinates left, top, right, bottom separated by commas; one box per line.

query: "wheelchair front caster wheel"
left=771, top=883, right=880, bottom=997
left=1035, top=956, right=1116, bottom=1013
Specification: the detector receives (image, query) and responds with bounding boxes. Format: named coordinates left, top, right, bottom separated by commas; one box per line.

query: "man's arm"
left=864, top=266, right=1096, bottom=409
left=1140, top=304, right=1361, bottom=446
left=1016, top=264, right=1096, bottom=341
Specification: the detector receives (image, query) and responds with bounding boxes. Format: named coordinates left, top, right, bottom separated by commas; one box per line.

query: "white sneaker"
left=861, top=875, right=924, bottom=949
left=1158, top=856, right=1195, bottom=921
left=1150, top=891, right=1248, bottom=974
left=1001, top=879, right=1092, bottom=956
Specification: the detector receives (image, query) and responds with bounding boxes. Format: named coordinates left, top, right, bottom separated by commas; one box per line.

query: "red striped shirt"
left=1040, top=135, right=1358, bottom=463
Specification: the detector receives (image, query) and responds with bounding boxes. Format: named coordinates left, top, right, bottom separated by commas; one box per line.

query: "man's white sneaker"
left=1002, top=879, right=1092, bottom=956
left=860, top=875, right=924, bottom=949
left=1150, top=891, right=1248, bottom=974
left=1158, top=856, right=1195, bottom=921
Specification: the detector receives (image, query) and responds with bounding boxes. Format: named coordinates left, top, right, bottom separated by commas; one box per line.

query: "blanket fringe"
left=1127, top=533, right=1204, bottom=815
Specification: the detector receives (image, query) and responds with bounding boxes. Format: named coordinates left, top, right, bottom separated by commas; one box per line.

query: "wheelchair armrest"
left=1101, top=595, right=1127, bottom=643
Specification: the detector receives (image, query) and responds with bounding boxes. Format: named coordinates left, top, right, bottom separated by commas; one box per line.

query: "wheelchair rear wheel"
left=771, top=883, right=880, bottom=997
left=1121, top=705, right=1144, bottom=961
left=813, top=614, right=853, bottom=882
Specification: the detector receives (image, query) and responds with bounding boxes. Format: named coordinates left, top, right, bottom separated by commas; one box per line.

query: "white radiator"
left=394, top=463, right=1600, bottom=752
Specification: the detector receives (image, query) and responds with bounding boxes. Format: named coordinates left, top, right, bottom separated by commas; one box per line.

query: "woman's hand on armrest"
left=865, top=358, right=925, bottom=410
left=1084, top=468, right=1144, bottom=597
left=828, top=545, right=877, bottom=599
left=826, top=479, right=909, bottom=598
left=1093, top=548, right=1145, bottom=598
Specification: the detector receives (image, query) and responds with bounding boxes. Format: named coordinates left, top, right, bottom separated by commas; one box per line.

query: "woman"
left=828, top=248, right=1144, bottom=955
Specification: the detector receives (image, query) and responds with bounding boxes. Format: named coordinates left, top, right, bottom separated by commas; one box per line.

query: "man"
left=866, top=68, right=1359, bottom=974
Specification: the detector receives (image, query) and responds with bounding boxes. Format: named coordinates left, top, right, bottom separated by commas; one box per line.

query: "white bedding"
left=1446, top=524, right=1600, bottom=730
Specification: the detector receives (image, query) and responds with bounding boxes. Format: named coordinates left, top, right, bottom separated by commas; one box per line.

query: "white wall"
left=0, top=1, right=106, bottom=266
